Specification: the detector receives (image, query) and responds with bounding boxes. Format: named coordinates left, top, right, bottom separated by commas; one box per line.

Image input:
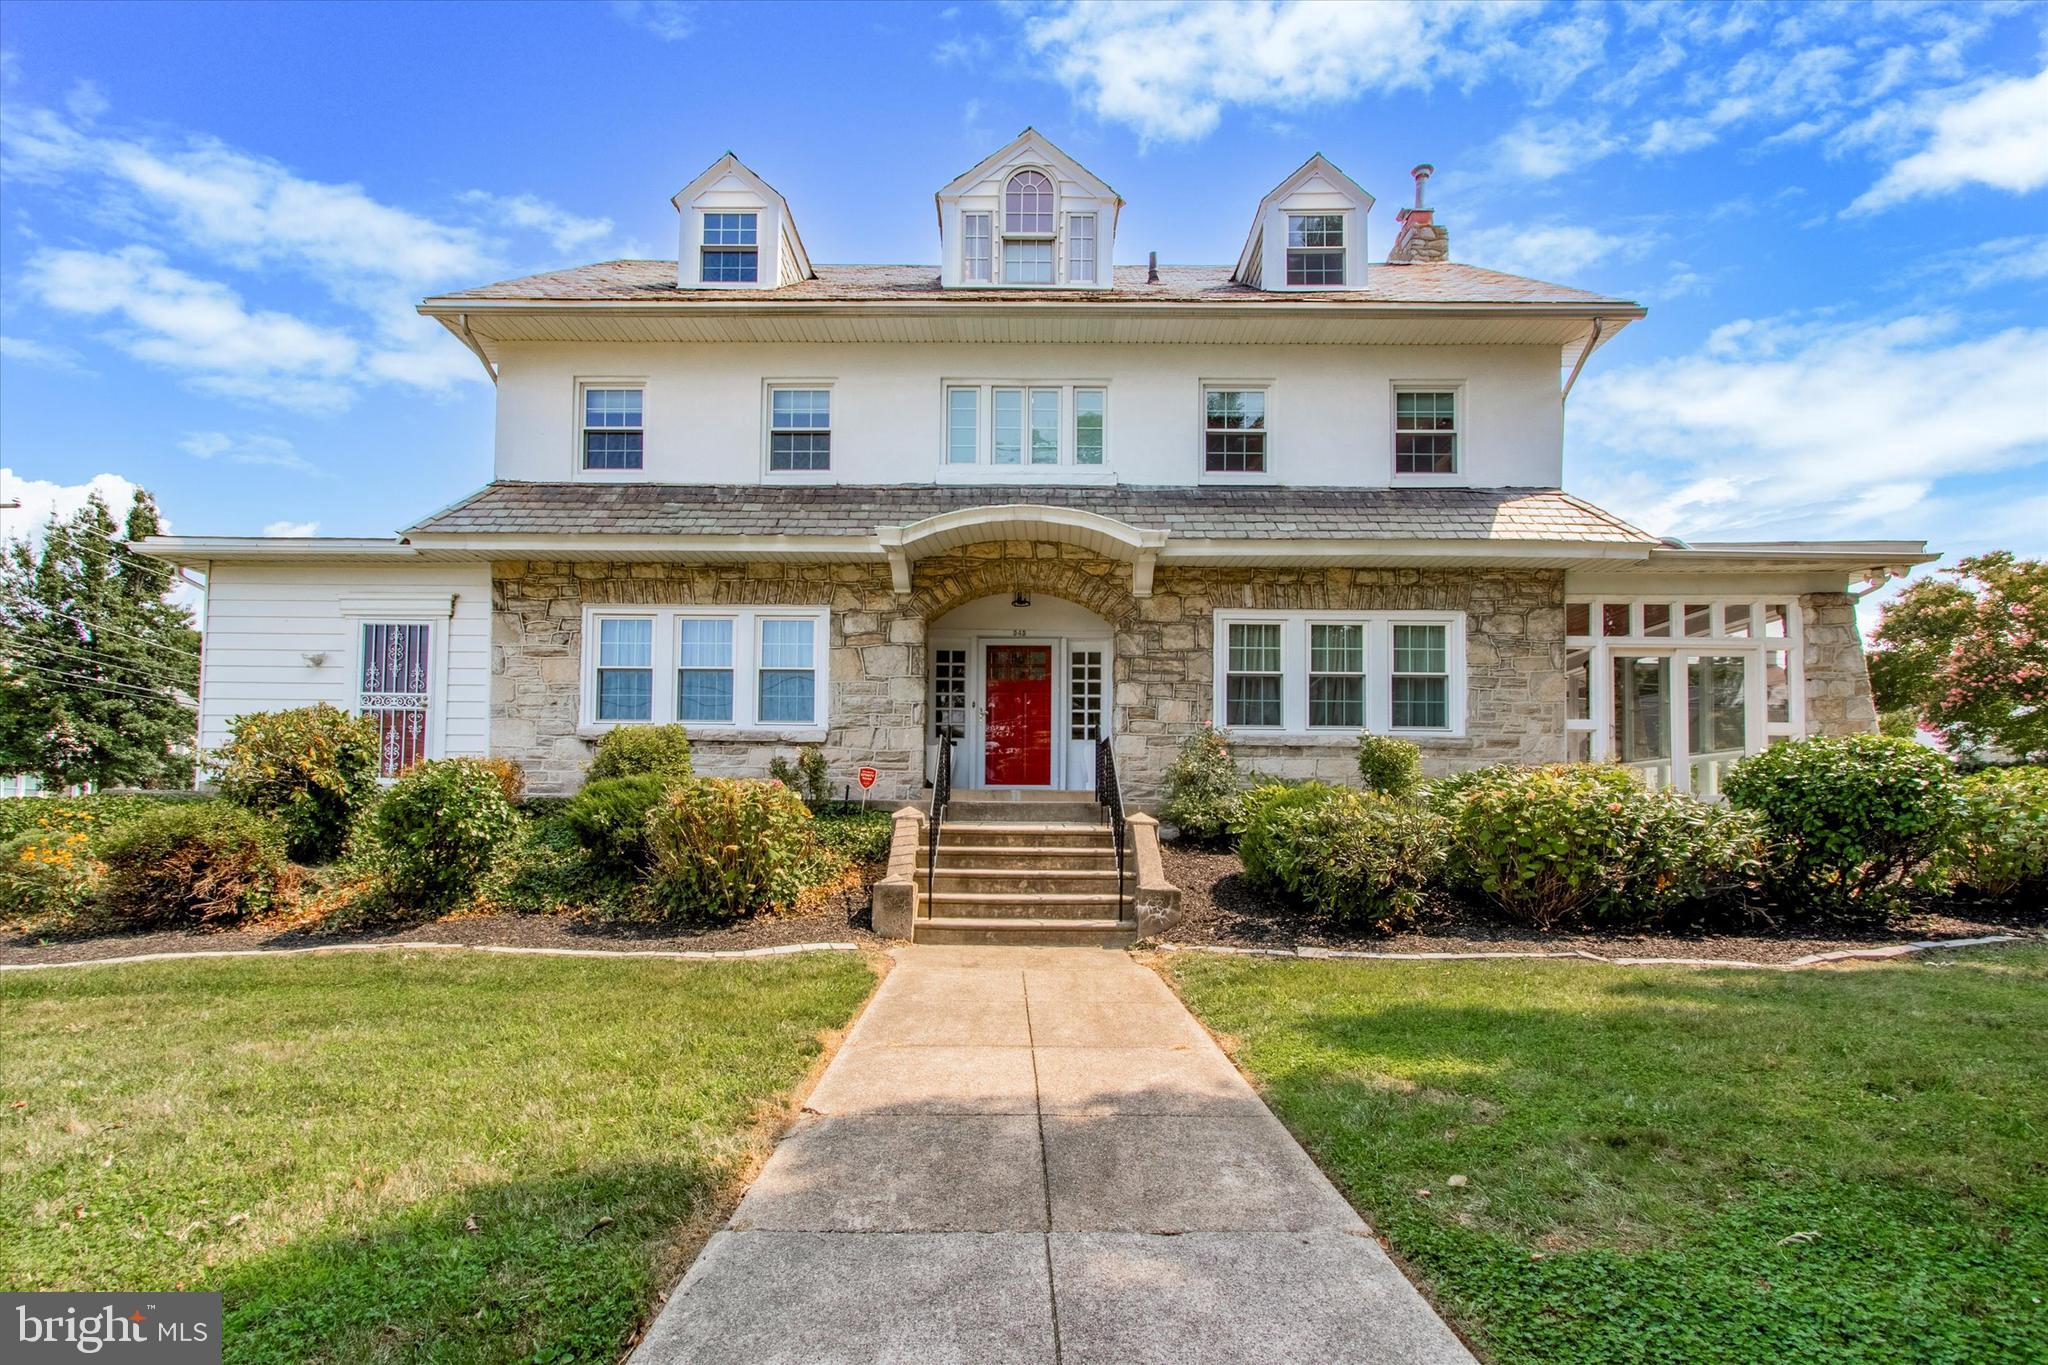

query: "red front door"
left=984, top=644, right=1053, bottom=786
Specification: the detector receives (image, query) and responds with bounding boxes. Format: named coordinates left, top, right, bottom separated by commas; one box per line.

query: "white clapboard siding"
left=197, top=561, right=491, bottom=764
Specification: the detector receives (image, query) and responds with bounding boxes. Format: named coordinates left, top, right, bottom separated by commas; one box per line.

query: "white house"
left=139, top=130, right=1931, bottom=812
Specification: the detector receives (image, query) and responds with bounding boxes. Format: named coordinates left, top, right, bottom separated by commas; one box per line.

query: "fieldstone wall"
left=489, top=548, right=1567, bottom=802
left=1799, top=591, right=1878, bottom=737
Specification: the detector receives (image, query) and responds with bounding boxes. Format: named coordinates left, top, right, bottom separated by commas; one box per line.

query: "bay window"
left=1214, top=611, right=1466, bottom=735
left=582, top=606, right=829, bottom=732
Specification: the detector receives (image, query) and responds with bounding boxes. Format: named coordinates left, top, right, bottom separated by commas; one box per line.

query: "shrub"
left=369, top=758, right=522, bottom=909
left=1356, top=735, right=1423, bottom=800
left=1927, top=766, right=2048, bottom=901
left=1161, top=729, right=1246, bottom=843
left=768, top=745, right=833, bottom=807
left=1246, top=788, right=1448, bottom=931
left=1439, top=764, right=1764, bottom=930
left=1724, top=734, right=1959, bottom=917
left=96, top=802, right=298, bottom=927
left=0, top=827, right=103, bottom=922
left=811, top=807, right=895, bottom=867
left=585, top=725, right=694, bottom=784
left=563, top=775, right=670, bottom=872
left=1226, top=778, right=1311, bottom=843
left=212, top=704, right=381, bottom=863
left=479, top=811, right=614, bottom=915
left=0, top=792, right=199, bottom=844
left=644, top=778, right=816, bottom=921
left=1238, top=783, right=1344, bottom=888
left=474, top=756, right=527, bottom=804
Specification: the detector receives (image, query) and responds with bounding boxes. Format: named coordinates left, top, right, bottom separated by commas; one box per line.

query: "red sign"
left=857, top=766, right=878, bottom=790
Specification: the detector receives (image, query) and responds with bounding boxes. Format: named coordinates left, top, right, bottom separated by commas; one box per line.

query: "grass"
left=2, top=949, right=875, bottom=1363
left=1166, top=945, right=2048, bottom=1364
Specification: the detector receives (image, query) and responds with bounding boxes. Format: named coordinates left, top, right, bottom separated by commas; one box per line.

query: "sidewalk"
left=633, top=944, right=1473, bottom=1364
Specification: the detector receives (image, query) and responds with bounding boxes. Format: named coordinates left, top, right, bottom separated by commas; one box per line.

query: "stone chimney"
left=1386, top=163, right=1449, bottom=264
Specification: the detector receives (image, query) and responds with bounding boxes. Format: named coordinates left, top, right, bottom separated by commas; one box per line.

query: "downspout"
left=1560, top=318, right=1607, bottom=404
left=455, top=312, right=498, bottom=384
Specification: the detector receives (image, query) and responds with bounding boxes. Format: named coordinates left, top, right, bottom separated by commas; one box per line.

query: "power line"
left=2, top=637, right=197, bottom=691
left=8, top=520, right=182, bottom=577
left=9, top=605, right=201, bottom=659
left=2, top=657, right=195, bottom=707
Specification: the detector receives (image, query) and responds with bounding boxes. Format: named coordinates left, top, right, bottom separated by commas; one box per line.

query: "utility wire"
left=7, top=605, right=201, bottom=659
left=2, top=637, right=197, bottom=691
left=3, top=657, right=195, bottom=706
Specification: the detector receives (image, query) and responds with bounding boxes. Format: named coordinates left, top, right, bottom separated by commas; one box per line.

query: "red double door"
left=983, top=644, right=1053, bottom=786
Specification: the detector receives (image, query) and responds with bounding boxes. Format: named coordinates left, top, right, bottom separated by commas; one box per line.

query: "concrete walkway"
left=634, top=945, right=1473, bottom=1364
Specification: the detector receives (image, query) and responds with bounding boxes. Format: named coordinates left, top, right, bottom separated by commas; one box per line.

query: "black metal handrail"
left=1093, top=735, right=1128, bottom=922
left=926, top=729, right=953, bottom=914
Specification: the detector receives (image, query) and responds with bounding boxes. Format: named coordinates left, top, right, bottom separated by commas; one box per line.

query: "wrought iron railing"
left=926, top=730, right=954, bottom=913
left=1093, top=735, right=1128, bottom=922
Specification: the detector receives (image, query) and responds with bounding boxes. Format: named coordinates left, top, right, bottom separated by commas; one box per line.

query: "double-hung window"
left=962, top=212, right=992, bottom=284
left=1074, top=388, right=1105, bottom=464
left=947, top=383, right=1105, bottom=469
left=1204, top=387, right=1267, bottom=474
left=768, top=387, right=830, bottom=472
left=1067, top=213, right=1097, bottom=283
left=581, top=386, right=643, bottom=471
left=1002, top=170, right=1055, bottom=284
left=1395, top=388, right=1458, bottom=475
left=584, top=607, right=830, bottom=731
left=1286, top=214, right=1346, bottom=285
left=1214, top=612, right=1465, bottom=735
left=701, top=212, right=758, bottom=283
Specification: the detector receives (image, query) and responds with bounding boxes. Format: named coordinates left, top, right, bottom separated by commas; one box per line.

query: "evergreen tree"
left=0, top=489, right=200, bottom=788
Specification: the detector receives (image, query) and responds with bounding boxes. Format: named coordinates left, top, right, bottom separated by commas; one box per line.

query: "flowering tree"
left=1869, top=553, right=2047, bottom=763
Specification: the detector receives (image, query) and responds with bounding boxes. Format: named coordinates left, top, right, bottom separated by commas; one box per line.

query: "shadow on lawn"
left=211, top=1159, right=714, bottom=1365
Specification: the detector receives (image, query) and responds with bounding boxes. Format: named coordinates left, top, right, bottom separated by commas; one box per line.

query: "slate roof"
left=405, top=483, right=1657, bottom=544
left=424, top=261, right=1634, bottom=309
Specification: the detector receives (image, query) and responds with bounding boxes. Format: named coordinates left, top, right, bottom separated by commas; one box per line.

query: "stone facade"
left=1798, top=591, right=1878, bottom=737
left=490, top=545, right=1570, bottom=803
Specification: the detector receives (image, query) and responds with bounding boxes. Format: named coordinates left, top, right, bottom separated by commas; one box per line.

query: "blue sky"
left=2, top=0, right=2043, bottom=605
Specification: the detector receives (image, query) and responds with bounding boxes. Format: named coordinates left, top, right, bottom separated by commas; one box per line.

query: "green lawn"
left=1167, top=946, right=2048, bottom=1364
left=2, top=950, right=875, bottom=1364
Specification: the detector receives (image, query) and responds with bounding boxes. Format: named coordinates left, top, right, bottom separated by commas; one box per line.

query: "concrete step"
left=923, top=891, right=1130, bottom=921
left=943, top=799, right=1102, bottom=824
left=915, top=916, right=1142, bottom=948
left=922, top=867, right=1129, bottom=895
left=935, top=822, right=1113, bottom=847
left=918, top=845, right=1120, bottom=870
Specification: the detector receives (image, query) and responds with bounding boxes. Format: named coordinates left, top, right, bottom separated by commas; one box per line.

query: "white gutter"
left=454, top=312, right=498, bottom=384
left=1559, top=318, right=1607, bottom=403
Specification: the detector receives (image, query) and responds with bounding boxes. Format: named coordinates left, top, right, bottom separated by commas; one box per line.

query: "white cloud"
left=1573, top=312, right=2048, bottom=544
left=1458, top=222, right=1657, bottom=278
left=1918, top=234, right=2048, bottom=293
left=64, top=79, right=108, bottom=124
left=0, top=335, right=86, bottom=371
left=0, top=468, right=152, bottom=544
left=1851, top=68, right=2048, bottom=212
left=612, top=0, right=695, bottom=41
left=261, top=520, right=320, bottom=537
left=178, top=431, right=320, bottom=475
left=23, top=246, right=359, bottom=412
left=460, top=191, right=615, bottom=255
left=1484, top=117, right=1624, bottom=181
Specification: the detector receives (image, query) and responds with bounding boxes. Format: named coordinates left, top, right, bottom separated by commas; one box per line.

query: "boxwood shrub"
left=1724, top=734, right=1959, bottom=917
left=96, top=802, right=299, bottom=927
left=585, top=724, right=694, bottom=784
left=1355, top=735, right=1423, bottom=799
left=212, top=704, right=382, bottom=863
left=645, top=778, right=816, bottom=921
left=369, top=758, right=522, bottom=909
left=1925, top=765, right=2048, bottom=903
left=563, top=774, right=671, bottom=873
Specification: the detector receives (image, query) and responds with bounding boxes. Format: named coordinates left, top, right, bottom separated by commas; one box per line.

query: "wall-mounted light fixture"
left=302, top=652, right=327, bottom=668
left=1011, top=590, right=1032, bottom=608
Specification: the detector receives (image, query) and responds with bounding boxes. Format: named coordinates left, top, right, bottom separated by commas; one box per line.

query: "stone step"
left=935, top=822, right=1113, bottom=847
left=915, top=916, right=1142, bottom=948
left=943, top=799, right=1102, bottom=824
left=922, top=890, right=1130, bottom=921
left=918, top=845, right=1120, bottom=869
left=922, top=867, right=1129, bottom=895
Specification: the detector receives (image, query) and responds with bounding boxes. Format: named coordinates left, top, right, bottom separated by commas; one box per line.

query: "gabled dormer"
left=1232, top=154, right=1374, bottom=291
left=671, top=153, right=814, bottom=290
left=936, top=129, right=1121, bottom=290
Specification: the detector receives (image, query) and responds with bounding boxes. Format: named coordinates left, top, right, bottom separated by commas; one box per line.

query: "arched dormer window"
left=1001, top=170, right=1056, bottom=284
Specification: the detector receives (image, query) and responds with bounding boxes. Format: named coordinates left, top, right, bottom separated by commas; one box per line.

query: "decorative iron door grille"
left=360, top=623, right=431, bottom=777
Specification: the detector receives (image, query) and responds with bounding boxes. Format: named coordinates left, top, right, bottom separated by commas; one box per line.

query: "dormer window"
left=963, top=213, right=992, bottom=283
left=1002, top=170, right=1056, bottom=285
left=701, top=212, right=758, bottom=283
left=1286, top=214, right=1345, bottom=286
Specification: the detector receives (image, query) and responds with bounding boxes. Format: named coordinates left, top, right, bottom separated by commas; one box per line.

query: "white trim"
left=1198, top=379, right=1276, bottom=485
left=1389, top=379, right=1467, bottom=484
left=760, top=378, right=835, bottom=482
left=1211, top=609, right=1467, bottom=739
left=577, top=604, right=831, bottom=735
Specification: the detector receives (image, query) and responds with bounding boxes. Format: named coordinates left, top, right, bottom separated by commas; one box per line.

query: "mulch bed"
left=1161, top=844, right=2043, bottom=965
left=1, top=879, right=876, bottom=969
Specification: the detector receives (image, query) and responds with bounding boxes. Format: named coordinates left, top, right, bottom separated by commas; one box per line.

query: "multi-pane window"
left=962, top=212, right=992, bottom=283
left=1225, top=623, right=1284, bottom=727
left=1204, top=389, right=1267, bottom=474
left=932, top=648, right=967, bottom=739
left=1286, top=214, right=1345, bottom=286
left=595, top=618, right=654, bottom=722
left=769, top=388, right=830, bottom=471
left=992, top=388, right=1023, bottom=464
left=582, top=387, right=643, bottom=471
left=1004, top=170, right=1054, bottom=232
left=1308, top=623, right=1366, bottom=728
left=946, top=388, right=979, bottom=464
left=701, top=212, right=758, bottom=283
left=360, top=622, right=431, bottom=778
left=1067, top=213, right=1096, bottom=283
left=1395, top=390, right=1458, bottom=475
left=677, top=618, right=734, bottom=723
left=1074, top=388, right=1105, bottom=465
left=1003, top=240, right=1054, bottom=284
left=758, top=618, right=817, bottom=724
left=990, top=387, right=1058, bottom=464
left=1391, top=624, right=1450, bottom=729
left=1070, top=648, right=1105, bottom=740
left=1029, top=389, right=1059, bottom=464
